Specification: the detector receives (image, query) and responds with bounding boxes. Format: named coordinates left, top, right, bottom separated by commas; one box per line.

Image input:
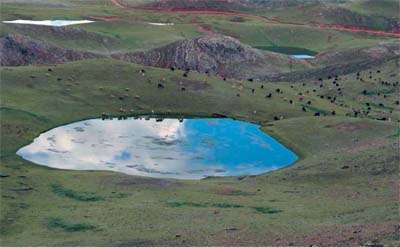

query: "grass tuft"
left=47, top=218, right=96, bottom=232
left=50, top=184, right=104, bottom=202
left=252, top=207, right=283, bottom=214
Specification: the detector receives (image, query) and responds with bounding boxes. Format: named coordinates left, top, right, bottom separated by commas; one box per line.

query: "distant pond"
left=3, top=20, right=94, bottom=27
left=255, top=46, right=317, bottom=59
left=17, top=118, right=297, bottom=179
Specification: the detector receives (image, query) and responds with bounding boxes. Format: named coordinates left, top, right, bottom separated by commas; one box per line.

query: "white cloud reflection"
left=18, top=119, right=220, bottom=179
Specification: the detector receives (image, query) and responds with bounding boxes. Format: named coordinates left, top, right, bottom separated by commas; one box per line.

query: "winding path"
left=110, top=0, right=400, bottom=38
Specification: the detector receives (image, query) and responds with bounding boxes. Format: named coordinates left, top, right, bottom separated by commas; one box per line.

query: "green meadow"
left=0, top=1, right=399, bottom=246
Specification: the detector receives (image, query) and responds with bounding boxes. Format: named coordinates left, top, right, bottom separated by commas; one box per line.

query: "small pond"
left=17, top=118, right=297, bottom=179
left=290, top=54, right=315, bottom=59
left=255, top=46, right=317, bottom=59
left=3, top=20, right=94, bottom=27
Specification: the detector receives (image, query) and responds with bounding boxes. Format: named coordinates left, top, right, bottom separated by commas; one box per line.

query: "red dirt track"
left=110, top=0, right=400, bottom=38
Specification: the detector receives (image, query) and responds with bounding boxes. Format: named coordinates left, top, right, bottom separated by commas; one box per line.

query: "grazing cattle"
left=157, top=83, right=165, bottom=88
left=223, top=77, right=226, bottom=81
left=251, top=89, right=255, bottom=93
left=261, top=85, right=264, bottom=89
left=289, top=100, right=293, bottom=104
left=140, top=69, right=145, bottom=73
left=377, top=70, right=381, bottom=73
left=395, top=100, right=400, bottom=105
left=183, top=72, right=188, bottom=77
left=266, top=93, right=272, bottom=98
left=302, top=107, right=307, bottom=112
left=181, top=87, right=186, bottom=91
left=276, top=88, right=281, bottom=93
left=48, top=68, right=52, bottom=72
left=274, top=116, right=279, bottom=121
left=248, top=78, right=253, bottom=82
left=307, top=101, right=311, bottom=105
left=314, top=112, right=320, bottom=116
left=170, top=67, right=175, bottom=71
left=331, top=111, right=336, bottom=115
left=237, top=93, right=240, bottom=97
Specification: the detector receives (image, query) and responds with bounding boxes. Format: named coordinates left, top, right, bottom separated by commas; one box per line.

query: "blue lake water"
left=3, top=20, right=94, bottom=27
left=290, top=54, right=315, bottom=59
left=16, top=118, right=297, bottom=179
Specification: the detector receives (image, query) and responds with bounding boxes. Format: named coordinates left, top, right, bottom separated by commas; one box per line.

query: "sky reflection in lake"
left=17, top=118, right=297, bottom=179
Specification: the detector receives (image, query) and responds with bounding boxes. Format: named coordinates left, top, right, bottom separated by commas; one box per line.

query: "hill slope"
left=116, top=34, right=309, bottom=79
left=0, top=34, right=101, bottom=66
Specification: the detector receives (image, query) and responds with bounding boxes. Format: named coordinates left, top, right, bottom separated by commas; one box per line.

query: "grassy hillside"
left=1, top=1, right=396, bottom=54
left=1, top=59, right=399, bottom=246
left=1, top=1, right=399, bottom=246
left=342, top=0, right=400, bottom=19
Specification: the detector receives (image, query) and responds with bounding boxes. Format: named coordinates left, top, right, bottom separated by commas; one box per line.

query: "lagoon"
left=17, top=118, right=297, bottom=179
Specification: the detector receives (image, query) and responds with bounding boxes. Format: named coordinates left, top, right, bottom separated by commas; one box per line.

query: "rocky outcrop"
left=114, top=34, right=308, bottom=79
left=4, top=32, right=396, bottom=83
left=0, top=34, right=102, bottom=66
left=1, top=33, right=307, bottom=79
